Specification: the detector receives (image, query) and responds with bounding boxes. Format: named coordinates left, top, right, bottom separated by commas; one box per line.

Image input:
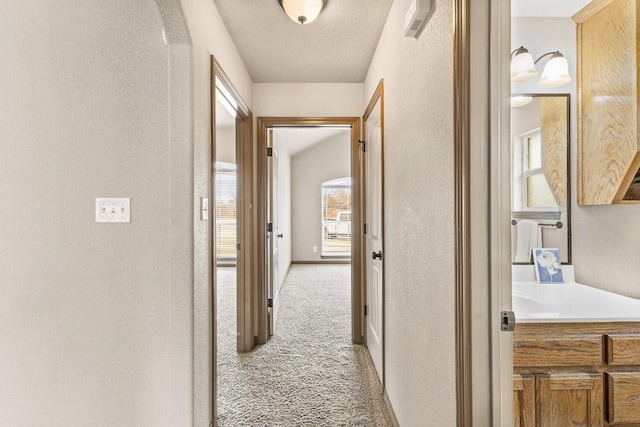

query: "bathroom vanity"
left=513, top=267, right=640, bottom=426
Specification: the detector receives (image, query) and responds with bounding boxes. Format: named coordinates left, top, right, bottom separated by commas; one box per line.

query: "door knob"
left=277, top=233, right=283, bottom=238
left=372, top=251, right=382, bottom=260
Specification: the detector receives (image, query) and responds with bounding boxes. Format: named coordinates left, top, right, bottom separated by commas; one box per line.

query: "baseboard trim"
left=384, top=390, right=400, bottom=427
left=278, top=263, right=291, bottom=292
left=291, top=260, right=351, bottom=265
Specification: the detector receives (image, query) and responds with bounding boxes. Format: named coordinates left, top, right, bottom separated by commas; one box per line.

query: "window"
left=321, top=177, right=351, bottom=257
left=215, top=162, right=237, bottom=263
left=520, top=130, right=558, bottom=209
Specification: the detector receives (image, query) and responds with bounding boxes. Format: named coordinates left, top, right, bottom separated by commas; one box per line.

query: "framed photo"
left=533, top=248, right=564, bottom=283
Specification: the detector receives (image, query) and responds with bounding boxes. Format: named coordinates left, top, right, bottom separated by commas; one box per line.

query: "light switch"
left=95, top=198, right=130, bottom=223
left=201, top=197, right=209, bottom=221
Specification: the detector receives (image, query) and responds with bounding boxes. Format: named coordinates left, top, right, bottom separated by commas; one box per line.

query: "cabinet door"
left=536, top=372, right=603, bottom=427
left=605, top=372, right=640, bottom=424
left=514, top=374, right=535, bottom=427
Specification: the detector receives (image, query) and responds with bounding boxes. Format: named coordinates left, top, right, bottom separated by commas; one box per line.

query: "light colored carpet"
left=217, top=264, right=393, bottom=426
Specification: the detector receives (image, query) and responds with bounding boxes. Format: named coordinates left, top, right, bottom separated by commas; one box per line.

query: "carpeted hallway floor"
left=217, top=264, right=393, bottom=426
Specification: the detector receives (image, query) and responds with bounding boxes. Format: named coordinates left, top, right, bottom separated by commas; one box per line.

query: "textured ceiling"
left=512, top=0, right=591, bottom=17
left=213, top=0, right=393, bottom=83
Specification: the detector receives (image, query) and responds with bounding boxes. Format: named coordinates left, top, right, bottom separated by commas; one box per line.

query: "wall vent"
left=404, top=0, right=431, bottom=38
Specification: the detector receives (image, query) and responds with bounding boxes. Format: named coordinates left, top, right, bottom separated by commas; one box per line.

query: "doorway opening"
left=210, top=57, right=254, bottom=425
left=256, top=118, right=364, bottom=345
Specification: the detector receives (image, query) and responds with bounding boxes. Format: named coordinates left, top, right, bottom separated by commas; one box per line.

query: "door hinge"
left=363, top=223, right=367, bottom=234
left=267, top=223, right=273, bottom=232
left=268, top=298, right=273, bottom=308
left=236, top=242, right=241, bottom=251
left=501, top=311, right=516, bottom=332
left=267, top=147, right=273, bottom=157
left=359, top=139, right=366, bottom=152
left=364, top=305, right=368, bottom=316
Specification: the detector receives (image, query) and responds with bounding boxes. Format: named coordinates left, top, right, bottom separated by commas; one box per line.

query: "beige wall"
left=514, top=17, right=640, bottom=298
left=252, top=83, right=364, bottom=117
left=363, top=0, right=456, bottom=424
left=291, top=134, right=351, bottom=262
left=178, top=0, right=254, bottom=424
left=0, top=1, right=193, bottom=425
left=0, top=0, right=254, bottom=425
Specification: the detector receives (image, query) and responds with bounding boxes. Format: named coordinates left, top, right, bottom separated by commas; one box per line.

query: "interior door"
left=270, top=149, right=279, bottom=337
left=364, top=84, right=384, bottom=383
left=266, top=130, right=279, bottom=338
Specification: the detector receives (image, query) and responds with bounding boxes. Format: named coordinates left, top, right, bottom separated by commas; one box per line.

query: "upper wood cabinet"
left=574, top=0, right=640, bottom=204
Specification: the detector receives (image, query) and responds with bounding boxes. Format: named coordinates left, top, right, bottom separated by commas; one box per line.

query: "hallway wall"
left=364, top=0, right=457, bottom=424
left=0, top=1, right=192, bottom=425
left=177, top=0, right=254, bottom=424
left=252, top=83, right=364, bottom=118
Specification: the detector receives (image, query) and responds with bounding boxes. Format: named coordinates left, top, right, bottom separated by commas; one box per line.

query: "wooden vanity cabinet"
left=573, top=0, right=640, bottom=204
left=514, top=323, right=640, bottom=427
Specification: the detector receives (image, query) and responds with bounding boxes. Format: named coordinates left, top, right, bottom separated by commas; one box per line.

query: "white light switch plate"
left=201, top=197, right=209, bottom=221
left=96, top=198, right=130, bottom=223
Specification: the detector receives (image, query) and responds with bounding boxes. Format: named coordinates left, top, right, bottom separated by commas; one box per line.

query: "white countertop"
left=512, top=265, right=640, bottom=323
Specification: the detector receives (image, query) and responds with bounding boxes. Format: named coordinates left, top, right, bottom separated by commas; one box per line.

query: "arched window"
left=321, top=177, right=352, bottom=256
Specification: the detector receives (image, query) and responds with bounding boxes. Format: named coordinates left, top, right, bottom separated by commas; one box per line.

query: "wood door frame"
left=210, top=57, right=254, bottom=423
left=455, top=0, right=514, bottom=424
left=256, top=117, right=363, bottom=345
left=363, top=80, right=385, bottom=385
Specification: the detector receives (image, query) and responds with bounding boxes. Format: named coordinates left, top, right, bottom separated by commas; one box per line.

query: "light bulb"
left=281, top=0, right=325, bottom=24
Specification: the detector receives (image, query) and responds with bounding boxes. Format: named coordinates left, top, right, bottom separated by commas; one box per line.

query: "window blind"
left=215, top=162, right=237, bottom=262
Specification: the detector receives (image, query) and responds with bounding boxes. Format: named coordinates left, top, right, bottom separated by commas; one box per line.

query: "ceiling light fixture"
left=278, top=0, right=327, bottom=25
left=511, top=46, right=572, bottom=88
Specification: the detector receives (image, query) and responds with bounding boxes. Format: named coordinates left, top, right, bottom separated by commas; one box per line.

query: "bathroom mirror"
left=511, top=93, right=571, bottom=264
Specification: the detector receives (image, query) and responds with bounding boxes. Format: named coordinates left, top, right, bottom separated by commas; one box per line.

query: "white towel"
left=514, top=219, right=542, bottom=262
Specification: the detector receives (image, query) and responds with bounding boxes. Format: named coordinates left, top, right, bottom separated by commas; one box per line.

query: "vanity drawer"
left=605, top=372, right=640, bottom=424
left=513, top=335, right=602, bottom=367
left=605, top=334, right=640, bottom=365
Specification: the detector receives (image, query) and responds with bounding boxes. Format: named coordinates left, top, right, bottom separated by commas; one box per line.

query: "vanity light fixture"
left=536, top=51, right=572, bottom=88
left=510, top=95, right=533, bottom=108
left=278, top=0, right=327, bottom=25
left=511, top=47, right=538, bottom=83
left=511, top=46, right=572, bottom=88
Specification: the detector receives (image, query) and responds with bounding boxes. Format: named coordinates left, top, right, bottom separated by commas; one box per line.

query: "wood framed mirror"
left=511, top=93, right=571, bottom=264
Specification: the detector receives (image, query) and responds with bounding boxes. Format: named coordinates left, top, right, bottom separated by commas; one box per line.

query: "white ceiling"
left=212, top=0, right=591, bottom=83
left=512, top=0, right=591, bottom=17
left=213, top=0, right=393, bottom=83
left=274, top=127, right=350, bottom=157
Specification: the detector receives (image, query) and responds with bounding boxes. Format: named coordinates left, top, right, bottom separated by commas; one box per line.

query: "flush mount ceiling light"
left=278, top=0, right=327, bottom=25
left=511, top=46, right=572, bottom=88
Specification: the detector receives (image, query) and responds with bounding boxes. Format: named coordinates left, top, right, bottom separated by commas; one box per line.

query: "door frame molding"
left=256, top=117, right=363, bottom=344
left=453, top=0, right=473, bottom=421
left=362, top=80, right=385, bottom=385
left=210, top=57, right=254, bottom=423
left=455, top=0, right=514, bottom=424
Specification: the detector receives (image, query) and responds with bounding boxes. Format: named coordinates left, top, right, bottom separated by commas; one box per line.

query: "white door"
left=364, top=88, right=384, bottom=383
left=270, top=149, right=280, bottom=337
left=266, top=132, right=279, bottom=338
